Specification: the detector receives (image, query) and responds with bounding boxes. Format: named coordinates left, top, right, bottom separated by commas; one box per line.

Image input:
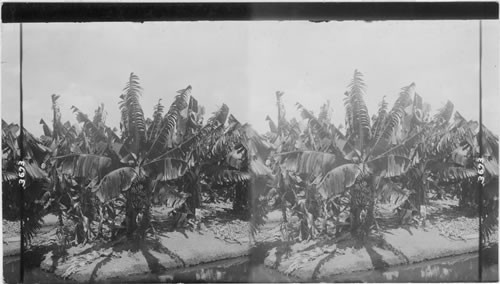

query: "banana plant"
left=275, top=70, right=495, bottom=242
left=37, top=93, right=125, bottom=244
left=50, top=73, right=262, bottom=242
left=163, top=105, right=266, bottom=216
left=2, top=119, right=52, bottom=245
left=399, top=98, right=496, bottom=232
left=48, top=73, right=191, bottom=241
left=270, top=70, right=431, bottom=240
left=434, top=111, right=499, bottom=241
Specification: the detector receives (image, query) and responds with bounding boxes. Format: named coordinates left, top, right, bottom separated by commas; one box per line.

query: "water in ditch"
left=4, top=244, right=498, bottom=283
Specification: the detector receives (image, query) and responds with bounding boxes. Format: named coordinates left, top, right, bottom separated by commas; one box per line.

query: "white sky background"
left=1, top=21, right=499, bottom=137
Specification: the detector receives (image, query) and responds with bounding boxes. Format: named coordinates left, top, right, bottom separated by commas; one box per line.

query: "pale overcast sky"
left=1, top=21, right=499, bottom=137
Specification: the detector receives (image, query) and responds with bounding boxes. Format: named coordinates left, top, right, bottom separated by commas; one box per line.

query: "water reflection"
left=95, top=252, right=500, bottom=283
left=3, top=249, right=498, bottom=283
left=327, top=253, right=498, bottom=283
left=382, top=270, right=399, bottom=280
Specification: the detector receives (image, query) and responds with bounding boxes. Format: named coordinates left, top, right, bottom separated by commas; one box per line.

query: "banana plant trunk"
left=233, top=182, right=250, bottom=218
left=188, top=168, right=202, bottom=210
left=125, top=190, right=138, bottom=240
left=125, top=177, right=149, bottom=241
left=350, top=183, right=363, bottom=238
left=365, top=175, right=377, bottom=233
left=418, top=165, right=429, bottom=226
left=191, top=182, right=201, bottom=210
left=350, top=178, right=373, bottom=241
left=137, top=179, right=153, bottom=240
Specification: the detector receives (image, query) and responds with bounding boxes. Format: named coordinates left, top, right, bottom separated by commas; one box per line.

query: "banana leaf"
left=317, top=163, right=361, bottom=199
left=93, top=167, right=137, bottom=203
left=143, top=158, right=189, bottom=181
left=276, top=150, right=340, bottom=177
left=54, top=154, right=112, bottom=180
left=250, top=159, right=272, bottom=177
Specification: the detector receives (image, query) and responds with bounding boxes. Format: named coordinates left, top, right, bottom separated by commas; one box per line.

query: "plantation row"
left=2, top=70, right=498, bottom=247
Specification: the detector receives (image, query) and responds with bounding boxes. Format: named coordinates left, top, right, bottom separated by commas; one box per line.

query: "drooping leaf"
left=105, top=126, right=121, bottom=143
left=370, top=129, right=426, bottom=163
left=439, top=167, right=478, bottom=182
left=71, top=105, right=107, bottom=142
left=368, top=154, right=411, bottom=178
left=227, top=143, right=267, bottom=177
left=450, top=147, right=469, bottom=167
left=22, top=127, right=49, bottom=155
left=377, top=181, right=412, bottom=209
left=2, top=119, right=9, bottom=131
left=226, top=150, right=244, bottom=169
left=93, top=167, right=137, bottom=202
left=24, top=161, right=48, bottom=180
left=206, top=130, right=240, bottom=162
left=427, top=161, right=477, bottom=181
left=250, top=159, right=273, bottom=177
left=204, top=166, right=252, bottom=185
left=388, top=156, right=412, bottom=177
left=53, top=154, right=112, bottom=180
left=143, top=158, right=189, bottom=181
left=480, top=125, right=499, bottom=163
left=276, top=150, right=341, bottom=177
left=317, top=163, right=361, bottom=199
left=225, top=114, right=242, bottom=135
left=434, top=126, right=470, bottom=156
left=296, top=103, right=331, bottom=139
left=152, top=182, right=188, bottom=210
left=196, top=123, right=227, bottom=162
left=483, top=158, right=499, bottom=177
left=154, top=122, right=223, bottom=163
left=242, top=124, right=273, bottom=160
left=296, top=102, right=348, bottom=156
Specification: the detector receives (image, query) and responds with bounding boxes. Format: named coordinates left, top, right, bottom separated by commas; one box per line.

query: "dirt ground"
left=3, top=220, right=20, bottom=240
left=2, top=197, right=497, bottom=282
left=34, top=201, right=253, bottom=282
left=260, top=197, right=497, bottom=281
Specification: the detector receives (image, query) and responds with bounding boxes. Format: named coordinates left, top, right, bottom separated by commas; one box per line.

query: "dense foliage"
left=2, top=70, right=497, bottom=248
left=3, top=73, right=271, bottom=246
left=259, top=70, right=498, bottom=243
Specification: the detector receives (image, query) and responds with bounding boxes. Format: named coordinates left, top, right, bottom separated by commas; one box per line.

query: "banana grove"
left=261, top=70, right=498, bottom=243
left=3, top=73, right=271, bottom=246
left=2, top=70, right=498, bottom=249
